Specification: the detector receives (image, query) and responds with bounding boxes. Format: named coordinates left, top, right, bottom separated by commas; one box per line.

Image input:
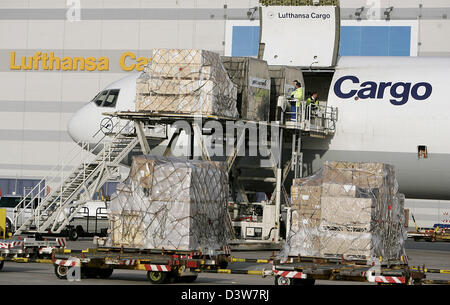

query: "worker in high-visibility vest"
left=291, top=80, right=303, bottom=104
left=306, top=91, right=319, bottom=119
left=307, top=92, right=319, bottom=108
left=290, top=80, right=303, bottom=121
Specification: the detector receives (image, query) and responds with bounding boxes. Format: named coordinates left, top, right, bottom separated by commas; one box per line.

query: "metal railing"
left=69, top=205, right=108, bottom=235
left=285, top=98, right=338, bottom=134
left=12, top=119, right=134, bottom=233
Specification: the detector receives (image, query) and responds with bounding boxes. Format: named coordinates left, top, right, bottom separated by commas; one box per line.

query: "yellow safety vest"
left=306, top=97, right=319, bottom=106
left=292, top=88, right=303, bottom=106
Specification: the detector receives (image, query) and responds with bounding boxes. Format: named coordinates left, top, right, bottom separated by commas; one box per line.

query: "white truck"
left=0, top=197, right=108, bottom=240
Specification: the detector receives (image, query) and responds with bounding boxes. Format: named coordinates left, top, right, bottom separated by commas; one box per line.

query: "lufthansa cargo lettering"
left=10, top=51, right=109, bottom=71
left=9, top=51, right=152, bottom=72
left=278, top=12, right=331, bottom=20
left=334, top=75, right=432, bottom=105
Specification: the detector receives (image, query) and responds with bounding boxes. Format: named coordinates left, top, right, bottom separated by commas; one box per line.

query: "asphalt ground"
left=0, top=239, right=448, bottom=285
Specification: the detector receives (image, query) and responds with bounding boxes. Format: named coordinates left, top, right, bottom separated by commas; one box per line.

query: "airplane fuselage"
left=67, top=56, right=450, bottom=199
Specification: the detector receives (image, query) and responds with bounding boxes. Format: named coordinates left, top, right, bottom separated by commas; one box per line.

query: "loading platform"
left=11, top=96, right=337, bottom=249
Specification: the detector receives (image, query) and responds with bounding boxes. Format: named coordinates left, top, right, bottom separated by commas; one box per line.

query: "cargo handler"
left=290, top=80, right=303, bottom=121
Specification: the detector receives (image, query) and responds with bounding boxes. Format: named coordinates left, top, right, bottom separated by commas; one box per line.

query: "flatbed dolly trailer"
left=51, top=246, right=231, bottom=284
left=230, top=256, right=450, bottom=285
left=408, top=228, right=450, bottom=242
left=51, top=248, right=450, bottom=285
left=269, top=255, right=420, bottom=285
left=0, top=237, right=67, bottom=270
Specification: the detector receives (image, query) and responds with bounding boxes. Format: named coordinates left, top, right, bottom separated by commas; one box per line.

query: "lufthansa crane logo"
left=100, top=117, right=114, bottom=134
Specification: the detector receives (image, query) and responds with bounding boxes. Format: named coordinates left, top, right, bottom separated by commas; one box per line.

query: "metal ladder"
left=13, top=120, right=139, bottom=235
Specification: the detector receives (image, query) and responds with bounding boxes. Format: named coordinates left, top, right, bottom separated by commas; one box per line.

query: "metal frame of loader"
left=104, top=109, right=337, bottom=248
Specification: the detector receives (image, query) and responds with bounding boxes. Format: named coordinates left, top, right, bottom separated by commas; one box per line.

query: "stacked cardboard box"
left=285, top=161, right=406, bottom=261
left=136, top=49, right=238, bottom=118
left=288, top=173, right=323, bottom=256
left=107, top=156, right=231, bottom=252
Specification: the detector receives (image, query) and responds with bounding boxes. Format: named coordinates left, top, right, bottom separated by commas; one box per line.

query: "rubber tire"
left=147, top=271, right=169, bottom=284
left=181, top=275, right=198, bottom=283
left=0, top=260, right=4, bottom=271
left=218, top=258, right=228, bottom=269
left=5, top=218, right=12, bottom=234
left=76, top=225, right=84, bottom=236
left=274, top=275, right=293, bottom=286
left=54, top=265, right=69, bottom=279
left=98, top=268, right=114, bottom=279
left=69, top=229, right=78, bottom=241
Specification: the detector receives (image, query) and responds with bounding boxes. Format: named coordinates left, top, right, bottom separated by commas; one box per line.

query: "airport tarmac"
left=0, top=240, right=448, bottom=285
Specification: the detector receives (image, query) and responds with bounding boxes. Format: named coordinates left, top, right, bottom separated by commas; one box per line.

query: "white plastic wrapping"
left=136, top=49, right=238, bottom=118
left=107, top=156, right=231, bottom=252
left=283, top=161, right=407, bottom=261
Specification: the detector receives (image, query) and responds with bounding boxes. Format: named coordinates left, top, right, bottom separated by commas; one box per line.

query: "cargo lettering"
left=333, top=75, right=432, bottom=105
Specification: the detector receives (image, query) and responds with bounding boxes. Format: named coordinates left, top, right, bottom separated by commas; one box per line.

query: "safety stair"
left=13, top=121, right=139, bottom=235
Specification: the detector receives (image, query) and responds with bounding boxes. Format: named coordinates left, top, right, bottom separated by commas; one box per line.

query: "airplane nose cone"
left=67, top=109, right=84, bottom=143
left=67, top=103, right=104, bottom=145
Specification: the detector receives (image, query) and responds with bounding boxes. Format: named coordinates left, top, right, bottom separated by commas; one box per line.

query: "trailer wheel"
left=5, top=218, right=12, bottom=234
left=98, top=268, right=114, bottom=279
left=0, top=260, right=4, bottom=271
left=68, top=229, right=78, bottom=241
left=274, top=275, right=293, bottom=286
left=147, top=271, right=169, bottom=284
left=54, top=265, right=69, bottom=279
left=76, top=225, right=84, bottom=236
left=218, top=260, right=228, bottom=269
left=217, top=255, right=228, bottom=269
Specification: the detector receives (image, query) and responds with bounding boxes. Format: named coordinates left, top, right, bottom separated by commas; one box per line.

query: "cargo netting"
left=107, top=156, right=231, bottom=253
left=136, top=49, right=238, bottom=118
left=281, top=161, right=407, bottom=262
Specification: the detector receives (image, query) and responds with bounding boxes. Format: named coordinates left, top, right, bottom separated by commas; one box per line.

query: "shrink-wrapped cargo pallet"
left=107, top=156, right=231, bottom=253
left=221, top=56, right=271, bottom=121
left=283, top=161, right=407, bottom=262
left=136, top=49, right=238, bottom=118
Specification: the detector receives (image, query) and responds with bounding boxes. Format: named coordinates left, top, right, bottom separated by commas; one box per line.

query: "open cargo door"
left=259, top=2, right=340, bottom=68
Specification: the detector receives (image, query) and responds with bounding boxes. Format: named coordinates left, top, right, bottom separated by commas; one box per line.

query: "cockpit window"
left=92, top=89, right=120, bottom=108
left=93, top=91, right=108, bottom=107
left=102, top=89, right=120, bottom=108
